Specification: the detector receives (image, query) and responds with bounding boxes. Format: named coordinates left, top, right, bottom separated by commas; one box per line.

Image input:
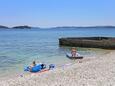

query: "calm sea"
left=0, top=27, right=115, bottom=78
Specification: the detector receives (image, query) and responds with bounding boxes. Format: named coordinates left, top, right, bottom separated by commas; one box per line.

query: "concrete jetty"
left=59, top=37, right=115, bottom=49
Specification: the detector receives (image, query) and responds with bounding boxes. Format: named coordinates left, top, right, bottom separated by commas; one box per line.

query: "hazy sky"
left=0, top=0, right=115, bottom=27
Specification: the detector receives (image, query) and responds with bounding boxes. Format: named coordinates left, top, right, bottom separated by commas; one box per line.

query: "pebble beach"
left=0, top=50, right=115, bottom=86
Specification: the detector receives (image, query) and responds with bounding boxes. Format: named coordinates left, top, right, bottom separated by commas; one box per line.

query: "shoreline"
left=0, top=50, right=115, bottom=86
left=0, top=48, right=110, bottom=80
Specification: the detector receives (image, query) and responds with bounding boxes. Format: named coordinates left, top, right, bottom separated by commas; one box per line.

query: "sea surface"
left=0, top=27, right=115, bottom=78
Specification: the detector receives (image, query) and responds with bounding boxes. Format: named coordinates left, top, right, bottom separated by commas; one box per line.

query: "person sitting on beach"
left=71, top=47, right=77, bottom=57
left=29, top=61, right=36, bottom=71
left=31, top=61, right=36, bottom=67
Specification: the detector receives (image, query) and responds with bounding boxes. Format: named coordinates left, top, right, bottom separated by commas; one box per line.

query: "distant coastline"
left=52, top=26, right=115, bottom=29
left=0, top=25, right=115, bottom=29
left=0, top=25, right=32, bottom=29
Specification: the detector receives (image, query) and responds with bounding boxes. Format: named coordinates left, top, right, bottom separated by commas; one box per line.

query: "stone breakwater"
left=59, top=37, right=115, bottom=49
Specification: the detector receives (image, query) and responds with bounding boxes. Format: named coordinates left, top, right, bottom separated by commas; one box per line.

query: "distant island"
left=0, top=25, right=9, bottom=29
left=0, top=25, right=32, bottom=29
left=12, top=25, right=31, bottom=29
left=0, top=25, right=115, bottom=29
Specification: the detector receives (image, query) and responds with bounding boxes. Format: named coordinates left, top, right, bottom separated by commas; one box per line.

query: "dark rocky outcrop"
left=0, top=25, right=9, bottom=29
left=12, top=25, right=31, bottom=29
left=59, top=37, right=115, bottom=49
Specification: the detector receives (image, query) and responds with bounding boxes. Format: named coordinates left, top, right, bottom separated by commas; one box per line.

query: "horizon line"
left=0, top=25, right=115, bottom=28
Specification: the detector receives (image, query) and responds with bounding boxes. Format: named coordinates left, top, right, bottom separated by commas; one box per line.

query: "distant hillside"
left=53, top=26, right=115, bottom=29
left=0, top=25, right=9, bottom=29
left=12, top=25, right=31, bottom=29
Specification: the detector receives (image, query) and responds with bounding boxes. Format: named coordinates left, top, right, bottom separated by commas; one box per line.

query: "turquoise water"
left=0, top=27, right=115, bottom=77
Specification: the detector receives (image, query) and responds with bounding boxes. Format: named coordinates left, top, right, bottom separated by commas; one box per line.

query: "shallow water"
left=0, top=27, right=115, bottom=78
